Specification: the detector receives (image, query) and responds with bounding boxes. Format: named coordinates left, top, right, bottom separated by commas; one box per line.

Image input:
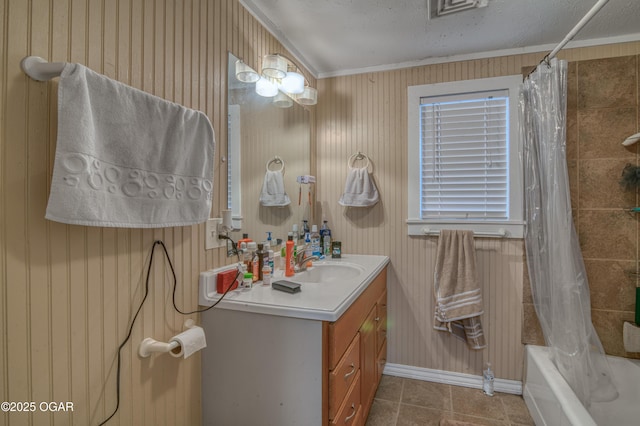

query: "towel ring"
left=266, top=156, right=285, bottom=173
left=348, top=152, right=371, bottom=171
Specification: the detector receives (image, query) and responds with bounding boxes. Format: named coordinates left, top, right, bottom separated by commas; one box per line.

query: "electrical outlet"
left=205, top=218, right=225, bottom=250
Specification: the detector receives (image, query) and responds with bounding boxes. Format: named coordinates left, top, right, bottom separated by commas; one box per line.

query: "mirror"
left=227, top=52, right=312, bottom=247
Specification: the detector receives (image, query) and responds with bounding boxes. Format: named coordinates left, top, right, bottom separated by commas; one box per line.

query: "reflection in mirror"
left=227, top=52, right=311, bottom=248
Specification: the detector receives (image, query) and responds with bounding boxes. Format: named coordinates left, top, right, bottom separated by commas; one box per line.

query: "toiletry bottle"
left=242, top=243, right=252, bottom=273
left=263, top=242, right=271, bottom=271
left=332, top=241, right=342, bottom=258
left=302, top=219, right=310, bottom=237
left=292, top=224, right=300, bottom=245
left=238, top=233, right=252, bottom=245
left=238, top=263, right=248, bottom=289
left=242, top=273, right=253, bottom=291
left=304, top=232, right=312, bottom=257
left=483, top=362, right=495, bottom=396
left=262, top=266, right=271, bottom=286
left=310, top=225, right=321, bottom=257
left=247, top=242, right=258, bottom=282
left=268, top=249, right=274, bottom=274
left=285, top=234, right=295, bottom=277
left=321, top=220, right=332, bottom=256
left=257, top=243, right=266, bottom=281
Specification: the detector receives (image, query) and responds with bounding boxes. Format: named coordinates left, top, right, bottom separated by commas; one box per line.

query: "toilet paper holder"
left=138, top=319, right=196, bottom=358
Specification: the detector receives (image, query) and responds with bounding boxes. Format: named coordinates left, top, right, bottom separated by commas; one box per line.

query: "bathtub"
left=523, top=345, right=640, bottom=426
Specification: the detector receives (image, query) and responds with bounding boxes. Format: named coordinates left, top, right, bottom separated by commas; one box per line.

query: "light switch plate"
left=205, top=218, right=224, bottom=249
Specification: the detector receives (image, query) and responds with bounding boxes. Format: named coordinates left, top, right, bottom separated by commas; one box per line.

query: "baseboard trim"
left=383, top=363, right=522, bottom=395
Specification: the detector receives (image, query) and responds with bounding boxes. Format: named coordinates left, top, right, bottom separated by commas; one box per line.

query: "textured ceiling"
left=240, top=0, right=640, bottom=78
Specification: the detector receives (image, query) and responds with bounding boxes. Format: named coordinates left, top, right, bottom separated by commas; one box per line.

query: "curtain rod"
left=526, top=0, right=610, bottom=79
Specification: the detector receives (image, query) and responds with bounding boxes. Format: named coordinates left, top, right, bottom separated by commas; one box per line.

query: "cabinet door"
left=376, top=339, right=387, bottom=386
left=375, top=289, right=387, bottom=387
left=359, top=305, right=377, bottom=419
left=375, top=290, right=387, bottom=354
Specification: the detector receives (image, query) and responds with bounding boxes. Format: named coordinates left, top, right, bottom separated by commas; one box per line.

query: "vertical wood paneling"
left=0, top=0, right=308, bottom=425
left=316, top=41, right=640, bottom=381
left=0, top=0, right=7, bottom=415
left=2, top=4, right=639, bottom=426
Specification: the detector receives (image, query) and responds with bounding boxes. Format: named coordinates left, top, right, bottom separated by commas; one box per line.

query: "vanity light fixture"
left=294, top=86, right=318, bottom=106
left=261, top=54, right=288, bottom=79
left=260, top=54, right=317, bottom=105
left=255, top=76, right=279, bottom=97
left=273, top=91, right=294, bottom=108
left=280, top=70, right=305, bottom=95
left=235, top=53, right=317, bottom=106
left=235, top=60, right=260, bottom=83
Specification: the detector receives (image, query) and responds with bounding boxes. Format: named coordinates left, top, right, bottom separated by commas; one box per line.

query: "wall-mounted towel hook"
left=20, top=56, right=66, bottom=81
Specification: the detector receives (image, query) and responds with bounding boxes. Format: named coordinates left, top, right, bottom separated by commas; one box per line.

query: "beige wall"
left=315, top=41, right=640, bottom=381
left=0, top=1, right=314, bottom=425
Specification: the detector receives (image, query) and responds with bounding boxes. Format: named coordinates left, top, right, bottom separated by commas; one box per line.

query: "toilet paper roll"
left=169, top=325, right=207, bottom=359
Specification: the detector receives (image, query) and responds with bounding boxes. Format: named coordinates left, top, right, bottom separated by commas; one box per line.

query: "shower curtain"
left=520, top=58, right=617, bottom=408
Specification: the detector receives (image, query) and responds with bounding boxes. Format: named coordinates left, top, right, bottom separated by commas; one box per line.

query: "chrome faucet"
left=295, top=248, right=319, bottom=272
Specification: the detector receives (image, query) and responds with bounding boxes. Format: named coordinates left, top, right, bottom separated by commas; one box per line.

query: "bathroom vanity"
left=199, top=254, right=389, bottom=426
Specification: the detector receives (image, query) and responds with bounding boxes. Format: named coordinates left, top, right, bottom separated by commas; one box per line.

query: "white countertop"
left=199, top=254, right=389, bottom=322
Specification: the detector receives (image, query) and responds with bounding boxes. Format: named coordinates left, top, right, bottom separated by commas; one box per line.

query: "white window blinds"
left=420, top=90, right=509, bottom=220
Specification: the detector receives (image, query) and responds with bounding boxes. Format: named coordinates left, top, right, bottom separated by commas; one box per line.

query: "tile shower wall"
left=524, top=55, right=640, bottom=359
left=317, top=42, right=640, bottom=383
left=0, top=1, right=314, bottom=425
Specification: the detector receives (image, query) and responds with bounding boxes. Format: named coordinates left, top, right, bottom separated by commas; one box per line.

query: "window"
left=407, top=75, right=523, bottom=238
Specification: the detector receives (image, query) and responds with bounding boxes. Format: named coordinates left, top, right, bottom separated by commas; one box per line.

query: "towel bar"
left=422, top=227, right=508, bottom=238
left=21, top=56, right=66, bottom=81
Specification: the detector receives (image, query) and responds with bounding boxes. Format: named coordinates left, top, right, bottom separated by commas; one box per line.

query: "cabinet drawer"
left=331, top=372, right=361, bottom=426
left=329, top=333, right=360, bottom=420
left=329, top=268, right=387, bottom=370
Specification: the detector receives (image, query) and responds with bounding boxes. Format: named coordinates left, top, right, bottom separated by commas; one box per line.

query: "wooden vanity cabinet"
left=324, top=267, right=387, bottom=425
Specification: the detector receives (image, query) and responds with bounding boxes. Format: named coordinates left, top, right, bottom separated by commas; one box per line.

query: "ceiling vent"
left=429, top=0, right=489, bottom=18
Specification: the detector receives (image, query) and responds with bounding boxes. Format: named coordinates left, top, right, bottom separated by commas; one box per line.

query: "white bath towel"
left=259, top=170, right=291, bottom=206
left=338, top=167, right=379, bottom=207
left=45, top=63, right=215, bottom=228
left=433, top=230, right=486, bottom=350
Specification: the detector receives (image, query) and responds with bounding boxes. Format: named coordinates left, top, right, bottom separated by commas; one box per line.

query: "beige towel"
left=434, top=230, right=486, bottom=350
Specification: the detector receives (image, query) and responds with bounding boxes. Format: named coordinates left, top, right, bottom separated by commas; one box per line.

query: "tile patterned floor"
left=365, top=375, right=535, bottom=426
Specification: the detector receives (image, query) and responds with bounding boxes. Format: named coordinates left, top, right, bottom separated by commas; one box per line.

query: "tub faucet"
left=295, top=249, right=318, bottom=272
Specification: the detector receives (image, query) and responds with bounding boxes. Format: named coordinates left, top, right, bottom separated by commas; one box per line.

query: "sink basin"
left=292, top=262, right=366, bottom=284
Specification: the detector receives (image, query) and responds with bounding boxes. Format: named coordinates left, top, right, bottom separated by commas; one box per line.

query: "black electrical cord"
left=98, top=237, right=242, bottom=425
left=170, top=235, right=242, bottom=315
left=98, top=240, right=161, bottom=426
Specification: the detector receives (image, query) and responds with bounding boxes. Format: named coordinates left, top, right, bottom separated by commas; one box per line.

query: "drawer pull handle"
left=344, top=363, right=356, bottom=379
left=345, top=403, right=356, bottom=422
left=375, top=316, right=380, bottom=322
